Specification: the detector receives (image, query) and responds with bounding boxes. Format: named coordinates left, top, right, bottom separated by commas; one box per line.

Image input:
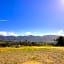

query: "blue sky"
left=0, top=0, right=64, bottom=36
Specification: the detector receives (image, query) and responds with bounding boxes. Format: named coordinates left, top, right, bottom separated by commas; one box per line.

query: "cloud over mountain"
left=0, top=31, right=18, bottom=36
left=0, top=30, right=64, bottom=36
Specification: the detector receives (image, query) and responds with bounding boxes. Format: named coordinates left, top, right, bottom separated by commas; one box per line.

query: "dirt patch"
left=22, top=61, right=41, bottom=64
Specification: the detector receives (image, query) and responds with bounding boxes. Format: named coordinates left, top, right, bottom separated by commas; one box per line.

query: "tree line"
left=0, top=36, right=64, bottom=47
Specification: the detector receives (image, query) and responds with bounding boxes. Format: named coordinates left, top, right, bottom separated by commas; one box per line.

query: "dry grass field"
left=0, top=46, right=64, bottom=64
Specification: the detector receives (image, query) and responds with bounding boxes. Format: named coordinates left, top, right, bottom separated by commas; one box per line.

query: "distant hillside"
left=0, top=35, right=58, bottom=42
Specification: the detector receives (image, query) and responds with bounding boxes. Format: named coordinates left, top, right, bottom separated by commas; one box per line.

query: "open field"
left=0, top=46, right=64, bottom=64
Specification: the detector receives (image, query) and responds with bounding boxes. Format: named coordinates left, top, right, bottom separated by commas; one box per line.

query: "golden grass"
left=0, top=46, right=64, bottom=64
left=0, top=46, right=64, bottom=51
left=22, top=61, right=41, bottom=64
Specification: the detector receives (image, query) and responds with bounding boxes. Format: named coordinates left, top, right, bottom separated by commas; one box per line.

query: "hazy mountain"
left=0, top=35, right=58, bottom=42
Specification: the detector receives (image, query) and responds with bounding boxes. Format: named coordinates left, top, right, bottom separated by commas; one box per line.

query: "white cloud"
left=0, top=30, right=64, bottom=36
left=0, top=31, right=18, bottom=36
left=22, top=32, right=54, bottom=36
left=8, top=32, right=18, bottom=36
left=24, top=32, right=32, bottom=36
left=0, top=32, right=7, bottom=36
left=23, top=32, right=44, bottom=36
left=22, top=30, right=64, bottom=36
left=44, top=30, right=64, bottom=36
left=0, top=20, right=8, bottom=21
left=57, top=30, right=64, bottom=36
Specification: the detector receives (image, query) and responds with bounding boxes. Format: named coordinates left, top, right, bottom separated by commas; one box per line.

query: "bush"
left=56, top=36, right=64, bottom=46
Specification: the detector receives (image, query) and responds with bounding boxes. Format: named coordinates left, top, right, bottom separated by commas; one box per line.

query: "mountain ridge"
left=0, top=35, right=59, bottom=42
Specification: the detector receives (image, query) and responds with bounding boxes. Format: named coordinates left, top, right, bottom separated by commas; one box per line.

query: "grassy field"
left=0, top=46, right=64, bottom=64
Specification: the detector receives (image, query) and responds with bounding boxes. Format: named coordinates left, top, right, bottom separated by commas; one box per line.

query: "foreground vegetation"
left=0, top=36, right=64, bottom=64
left=0, top=36, right=64, bottom=47
left=0, top=40, right=55, bottom=47
left=0, top=46, right=64, bottom=64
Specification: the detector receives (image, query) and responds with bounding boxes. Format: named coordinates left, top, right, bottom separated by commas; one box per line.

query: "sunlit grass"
left=22, top=61, right=41, bottom=64
left=0, top=46, right=64, bottom=64
left=0, top=46, right=64, bottom=52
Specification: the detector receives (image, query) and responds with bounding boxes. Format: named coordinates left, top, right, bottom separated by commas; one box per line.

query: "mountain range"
left=0, top=35, right=58, bottom=42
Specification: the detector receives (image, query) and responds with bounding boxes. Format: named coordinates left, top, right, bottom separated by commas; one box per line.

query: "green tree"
left=5, top=41, right=11, bottom=47
left=56, top=36, right=64, bottom=46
